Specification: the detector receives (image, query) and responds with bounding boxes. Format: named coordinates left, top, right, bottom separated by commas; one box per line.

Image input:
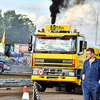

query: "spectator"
left=15, top=57, right=19, bottom=65
left=27, top=59, right=30, bottom=66
left=22, top=58, right=25, bottom=65
left=25, top=58, right=27, bottom=65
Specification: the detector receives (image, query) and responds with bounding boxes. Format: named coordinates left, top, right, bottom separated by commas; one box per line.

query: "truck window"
left=78, top=37, right=83, bottom=53
left=34, top=36, right=76, bottom=54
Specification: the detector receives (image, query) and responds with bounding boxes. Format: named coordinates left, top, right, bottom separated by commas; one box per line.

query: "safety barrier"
left=22, top=86, right=29, bottom=100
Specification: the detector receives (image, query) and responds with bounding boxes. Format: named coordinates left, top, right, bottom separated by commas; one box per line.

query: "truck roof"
left=36, top=32, right=79, bottom=37
left=36, top=25, right=85, bottom=37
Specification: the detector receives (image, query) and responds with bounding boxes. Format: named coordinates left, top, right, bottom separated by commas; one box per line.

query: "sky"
left=0, top=0, right=100, bottom=45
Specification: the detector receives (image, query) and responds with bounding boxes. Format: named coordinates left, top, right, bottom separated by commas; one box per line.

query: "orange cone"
left=23, top=86, right=27, bottom=92
left=22, top=86, right=29, bottom=100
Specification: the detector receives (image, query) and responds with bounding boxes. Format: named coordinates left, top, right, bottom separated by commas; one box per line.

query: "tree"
left=0, top=9, right=4, bottom=41
left=2, top=10, right=36, bottom=46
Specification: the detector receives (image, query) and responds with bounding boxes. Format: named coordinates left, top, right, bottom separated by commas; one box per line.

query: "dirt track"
left=0, top=71, right=31, bottom=79
left=0, top=87, right=83, bottom=100
left=0, top=72, right=83, bottom=100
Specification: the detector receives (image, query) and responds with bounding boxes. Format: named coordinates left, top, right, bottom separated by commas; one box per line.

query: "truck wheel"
left=0, top=67, right=2, bottom=74
left=36, top=81, right=47, bottom=92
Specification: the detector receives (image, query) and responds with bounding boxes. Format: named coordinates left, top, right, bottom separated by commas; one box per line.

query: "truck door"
left=77, top=36, right=85, bottom=69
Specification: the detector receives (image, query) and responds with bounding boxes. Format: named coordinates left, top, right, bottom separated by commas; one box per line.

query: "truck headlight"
left=35, top=59, right=44, bottom=62
left=33, top=68, right=39, bottom=75
left=69, top=72, right=74, bottom=76
left=33, top=70, right=38, bottom=75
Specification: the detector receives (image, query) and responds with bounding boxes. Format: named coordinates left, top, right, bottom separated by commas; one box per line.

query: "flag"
left=1, top=30, right=5, bottom=43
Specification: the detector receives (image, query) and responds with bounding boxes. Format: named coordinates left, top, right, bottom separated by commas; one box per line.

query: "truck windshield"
left=34, top=36, right=76, bottom=54
left=0, top=44, right=5, bottom=56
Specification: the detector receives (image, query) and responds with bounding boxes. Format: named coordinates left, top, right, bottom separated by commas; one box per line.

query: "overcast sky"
left=0, top=0, right=100, bottom=45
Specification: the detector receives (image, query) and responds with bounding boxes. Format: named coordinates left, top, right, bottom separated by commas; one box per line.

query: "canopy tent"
left=11, top=51, right=20, bottom=57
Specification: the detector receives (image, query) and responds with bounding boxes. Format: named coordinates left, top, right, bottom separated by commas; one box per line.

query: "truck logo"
left=79, top=60, right=83, bottom=64
left=50, top=25, right=64, bottom=30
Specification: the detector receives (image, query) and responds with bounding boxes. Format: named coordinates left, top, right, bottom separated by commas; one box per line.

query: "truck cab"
left=29, top=25, right=87, bottom=93
left=0, top=43, right=11, bottom=74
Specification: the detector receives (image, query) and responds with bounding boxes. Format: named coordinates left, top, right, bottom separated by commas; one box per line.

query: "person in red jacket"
left=27, top=59, right=30, bottom=66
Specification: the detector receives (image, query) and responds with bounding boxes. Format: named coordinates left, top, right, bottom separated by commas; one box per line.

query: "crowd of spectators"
left=10, top=57, right=30, bottom=65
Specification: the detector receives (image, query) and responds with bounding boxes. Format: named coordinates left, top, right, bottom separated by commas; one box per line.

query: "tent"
left=11, top=51, right=20, bottom=57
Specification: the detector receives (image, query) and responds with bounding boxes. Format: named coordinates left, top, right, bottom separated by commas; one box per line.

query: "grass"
left=0, top=78, right=31, bottom=80
left=17, top=83, right=33, bottom=85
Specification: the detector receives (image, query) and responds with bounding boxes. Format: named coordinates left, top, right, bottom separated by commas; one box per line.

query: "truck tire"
left=0, top=67, right=3, bottom=74
left=36, top=81, right=47, bottom=92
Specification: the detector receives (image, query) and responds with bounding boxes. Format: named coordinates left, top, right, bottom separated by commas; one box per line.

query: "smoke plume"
left=50, top=0, right=64, bottom=24
left=50, top=0, right=86, bottom=24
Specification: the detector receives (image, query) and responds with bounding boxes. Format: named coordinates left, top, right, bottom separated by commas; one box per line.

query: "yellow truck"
left=28, top=25, right=100, bottom=93
left=0, top=31, right=11, bottom=74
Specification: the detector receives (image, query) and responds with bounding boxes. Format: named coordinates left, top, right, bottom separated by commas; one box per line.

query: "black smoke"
left=50, top=0, right=64, bottom=24
left=50, top=0, right=86, bottom=24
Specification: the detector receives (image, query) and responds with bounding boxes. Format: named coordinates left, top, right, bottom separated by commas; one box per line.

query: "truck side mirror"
left=28, top=35, right=33, bottom=52
left=82, top=41, right=87, bottom=49
left=28, top=35, right=32, bottom=44
left=28, top=44, right=32, bottom=51
left=80, top=41, right=87, bottom=52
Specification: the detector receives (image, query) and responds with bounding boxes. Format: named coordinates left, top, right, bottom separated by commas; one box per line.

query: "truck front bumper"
left=31, top=75, right=81, bottom=85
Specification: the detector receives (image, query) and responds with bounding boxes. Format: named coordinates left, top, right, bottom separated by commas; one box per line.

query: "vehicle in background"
left=0, top=43, right=11, bottom=74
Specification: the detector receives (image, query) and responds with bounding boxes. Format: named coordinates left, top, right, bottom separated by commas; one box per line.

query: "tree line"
left=0, top=9, right=36, bottom=46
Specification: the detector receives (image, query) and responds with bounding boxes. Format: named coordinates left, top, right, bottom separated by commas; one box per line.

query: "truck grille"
left=44, top=59, right=62, bottom=63
left=35, top=59, right=72, bottom=67
left=35, top=59, right=72, bottom=63
left=35, top=64, right=72, bottom=67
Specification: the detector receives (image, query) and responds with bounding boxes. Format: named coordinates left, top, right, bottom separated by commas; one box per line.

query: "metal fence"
left=32, top=81, right=42, bottom=100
